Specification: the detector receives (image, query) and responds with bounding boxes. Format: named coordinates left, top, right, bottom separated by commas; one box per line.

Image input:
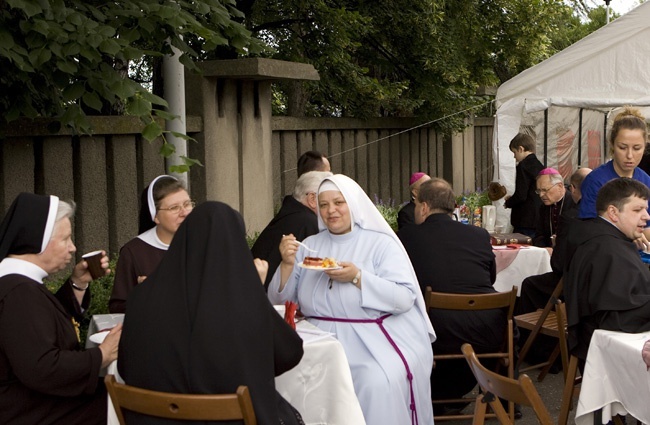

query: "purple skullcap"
left=410, top=172, right=427, bottom=186
left=538, top=167, right=560, bottom=176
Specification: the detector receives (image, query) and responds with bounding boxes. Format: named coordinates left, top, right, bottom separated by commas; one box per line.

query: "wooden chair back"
left=104, top=375, right=257, bottom=425
left=424, top=286, right=518, bottom=421
left=425, top=286, right=517, bottom=317
left=461, top=343, right=554, bottom=425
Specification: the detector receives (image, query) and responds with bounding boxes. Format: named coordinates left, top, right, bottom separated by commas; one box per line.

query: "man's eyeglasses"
left=158, top=200, right=195, bottom=214
left=535, top=183, right=560, bottom=195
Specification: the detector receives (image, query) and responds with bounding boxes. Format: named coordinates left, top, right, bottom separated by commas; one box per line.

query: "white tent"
left=492, top=1, right=650, bottom=229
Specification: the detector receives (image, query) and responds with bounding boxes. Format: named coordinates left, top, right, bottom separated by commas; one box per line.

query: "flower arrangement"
left=456, top=189, right=491, bottom=226
left=456, top=189, right=491, bottom=211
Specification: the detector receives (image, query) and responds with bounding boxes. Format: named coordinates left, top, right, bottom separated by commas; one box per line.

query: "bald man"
left=568, top=167, right=592, bottom=204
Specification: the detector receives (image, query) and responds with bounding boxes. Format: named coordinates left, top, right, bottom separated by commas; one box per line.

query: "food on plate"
left=303, top=256, right=323, bottom=267
left=321, top=257, right=339, bottom=268
left=303, top=256, right=339, bottom=268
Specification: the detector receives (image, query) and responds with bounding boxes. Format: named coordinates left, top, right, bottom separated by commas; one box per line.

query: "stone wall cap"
left=198, top=58, right=320, bottom=81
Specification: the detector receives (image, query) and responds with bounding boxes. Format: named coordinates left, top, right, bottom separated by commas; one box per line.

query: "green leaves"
left=250, top=0, right=604, bottom=123
left=169, top=156, right=203, bottom=174
left=142, top=120, right=163, bottom=142
left=1, top=0, right=265, bottom=173
left=126, top=96, right=152, bottom=116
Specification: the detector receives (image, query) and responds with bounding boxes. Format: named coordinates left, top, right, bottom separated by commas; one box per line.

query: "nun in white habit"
left=269, top=174, right=436, bottom=425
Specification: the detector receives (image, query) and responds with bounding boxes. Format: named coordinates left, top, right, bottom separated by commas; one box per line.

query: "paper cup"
left=82, top=250, right=104, bottom=280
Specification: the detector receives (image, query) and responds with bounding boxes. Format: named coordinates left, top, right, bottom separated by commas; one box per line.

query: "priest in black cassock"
left=516, top=168, right=578, bottom=316
left=0, top=193, right=121, bottom=424
left=565, top=178, right=650, bottom=361
left=397, top=172, right=431, bottom=230
left=252, top=170, right=331, bottom=288
left=533, top=168, right=577, bottom=248
left=398, top=178, right=505, bottom=414
left=119, top=202, right=305, bottom=425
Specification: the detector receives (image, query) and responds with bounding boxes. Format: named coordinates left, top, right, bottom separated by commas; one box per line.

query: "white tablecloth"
left=85, top=313, right=124, bottom=349
left=493, top=246, right=552, bottom=295
left=99, top=318, right=365, bottom=425
left=276, top=320, right=366, bottom=425
left=576, top=329, right=650, bottom=425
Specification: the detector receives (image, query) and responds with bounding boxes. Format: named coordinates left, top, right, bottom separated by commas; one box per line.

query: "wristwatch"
left=352, top=270, right=361, bottom=285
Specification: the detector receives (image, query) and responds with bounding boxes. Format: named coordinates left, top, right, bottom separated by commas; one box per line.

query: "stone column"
left=186, top=58, right=319, bottom=234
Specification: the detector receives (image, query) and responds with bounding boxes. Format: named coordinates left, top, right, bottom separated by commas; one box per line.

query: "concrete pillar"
left=186, top=58, right=319, bottom=234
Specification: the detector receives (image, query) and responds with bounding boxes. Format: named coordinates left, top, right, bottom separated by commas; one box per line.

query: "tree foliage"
left=0, top=0, right=265, bottom=162
left=249, top=0, right=609, bottom=125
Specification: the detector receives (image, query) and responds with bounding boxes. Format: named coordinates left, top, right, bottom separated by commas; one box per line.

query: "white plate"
left=297, top=261, right=342, bottom=271
left=88, top=330, right=110, bottom=344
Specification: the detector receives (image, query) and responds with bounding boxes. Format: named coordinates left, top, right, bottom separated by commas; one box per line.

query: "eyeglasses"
left=535, top=184, right=560, bottom=195
left=158, top=200, right=195, bottom=214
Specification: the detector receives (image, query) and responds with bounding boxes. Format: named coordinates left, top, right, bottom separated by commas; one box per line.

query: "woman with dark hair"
left=118, top=202, right=304, bottom=425
left=109, top=175, right=193, bottom=313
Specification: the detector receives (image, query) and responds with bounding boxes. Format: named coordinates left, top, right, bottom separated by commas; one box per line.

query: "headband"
left=148, top=175, right=178, bottom=220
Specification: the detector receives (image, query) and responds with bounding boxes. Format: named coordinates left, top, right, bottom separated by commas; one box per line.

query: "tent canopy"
left=492, top=2, right=650, bottom=228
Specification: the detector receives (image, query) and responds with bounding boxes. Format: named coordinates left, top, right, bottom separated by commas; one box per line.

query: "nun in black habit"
left=118, top=201, right=305, bottom=425
left=0, top=193, right=120, bottom=424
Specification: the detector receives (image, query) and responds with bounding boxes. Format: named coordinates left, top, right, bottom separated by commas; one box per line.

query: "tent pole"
left=603, top=113, right=608, bottom=163
left=578, top=109, right=583, bottom=167
left=543, top=109, right=548, bottom=167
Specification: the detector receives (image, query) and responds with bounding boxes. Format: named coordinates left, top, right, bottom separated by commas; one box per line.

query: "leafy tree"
left=0, top=0, right=265, bottom=169
left=248, top=0, right=609, bottom=125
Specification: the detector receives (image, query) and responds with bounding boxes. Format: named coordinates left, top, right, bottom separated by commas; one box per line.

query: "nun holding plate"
left=269, top=174, right=436, bottom=425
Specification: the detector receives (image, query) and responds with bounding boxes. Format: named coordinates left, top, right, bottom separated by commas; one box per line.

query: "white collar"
left=137, top=227, right=170, bottom=250
left=0, top=258, right=48, bottom=282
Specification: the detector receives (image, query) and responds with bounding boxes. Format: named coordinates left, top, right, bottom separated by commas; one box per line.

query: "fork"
left=283, top=235, right=318, bottom=253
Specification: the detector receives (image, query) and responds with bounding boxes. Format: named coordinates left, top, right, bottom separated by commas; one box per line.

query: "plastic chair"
left=104, top=375, right=257, bottom=424
left=515, top=277, right=567, bottom=381
left=425, top=286, right=518, bottom=421
left=461, top=343, right=553, bottom=425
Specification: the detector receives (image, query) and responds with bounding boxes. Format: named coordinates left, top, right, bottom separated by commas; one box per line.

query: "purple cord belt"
left=308, top=313, right=419, bottom=425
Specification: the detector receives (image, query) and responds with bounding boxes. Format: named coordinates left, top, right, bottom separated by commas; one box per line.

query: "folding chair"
left=104, top=374, right=257, bottom=424
left=515, top=277, right=566, bottom=381
left=461, top=343, right=553, bottom=425
left=425, top=286, right=517, bottom=421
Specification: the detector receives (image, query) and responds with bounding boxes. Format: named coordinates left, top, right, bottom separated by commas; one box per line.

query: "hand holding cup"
left=81, top=250, right=109, bottom=281
left=82, top=251, right=104, bottom=280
